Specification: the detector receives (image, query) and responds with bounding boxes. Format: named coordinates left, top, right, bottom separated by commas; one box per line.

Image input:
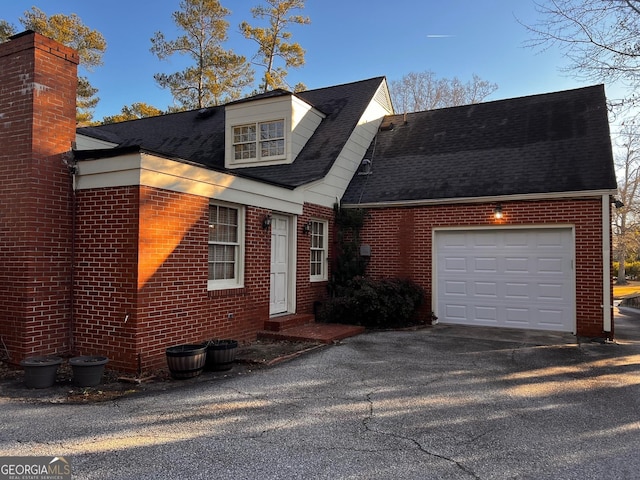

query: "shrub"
left=319, top=277, right=426, bottom=329
left=613, top=261, right=640, bottom=280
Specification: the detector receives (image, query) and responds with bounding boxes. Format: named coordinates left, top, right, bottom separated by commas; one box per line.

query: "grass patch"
left=613, top=281, right=640, bottom=299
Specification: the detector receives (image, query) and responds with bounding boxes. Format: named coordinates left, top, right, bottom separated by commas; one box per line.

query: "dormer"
left=224, top=91, right=326, bottom=169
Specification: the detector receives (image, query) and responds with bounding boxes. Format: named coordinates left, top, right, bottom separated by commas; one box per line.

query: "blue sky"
left=2, top=1, right=618, bottom=121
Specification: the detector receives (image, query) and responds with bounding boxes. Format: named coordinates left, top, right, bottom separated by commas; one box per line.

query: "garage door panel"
left=475, top=305, right=498, bottom=321
left=537, top=257, right=564, bottom=273
left=444, top=280, right=467, bottom=295
left=475, top=257, right=497, bottom=272
left=538, top=283, right=565, bottom=300
left=505, top=307, right=530, bottom=324
left=444, top=257, right=467, bottom=271
left=474, top=282, right=497, bottom=297
left=537, top=230, right=565, bottom=247
left=537, top=308, right=565, bottom=328
left=505, top=282, right=529, bottom=299
left=446, top=304, right=468, bottom=320
left=503, top=232, right=529, bottom=247
left=436, top=229, right=574, bottom=333
left=504, top=257, right=530, bottom=273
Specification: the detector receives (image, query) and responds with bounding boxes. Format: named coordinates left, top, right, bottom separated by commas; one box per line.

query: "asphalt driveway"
left=1, top=314, right=640, bottom=480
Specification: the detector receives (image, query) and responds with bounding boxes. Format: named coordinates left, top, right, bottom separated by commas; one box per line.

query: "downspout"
left=602, top=194, right=612, bottom=337
left=64, top=149, right=78, bottom=354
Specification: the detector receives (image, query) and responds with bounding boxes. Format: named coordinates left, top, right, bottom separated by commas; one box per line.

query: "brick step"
left=258, top=322, right=365, bottom=344
left=263, top=313, right=315, bottom=332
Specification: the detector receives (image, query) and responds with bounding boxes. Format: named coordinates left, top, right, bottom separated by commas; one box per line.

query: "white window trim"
left=208, top=202, right=245, bottom=291
left=232, top=119, right=286, bottom=164
left=310, top=219, right=328, bottom=282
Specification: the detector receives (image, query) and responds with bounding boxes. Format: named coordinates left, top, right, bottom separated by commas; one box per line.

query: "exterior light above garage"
left=493, top=204, right=503, bottom=220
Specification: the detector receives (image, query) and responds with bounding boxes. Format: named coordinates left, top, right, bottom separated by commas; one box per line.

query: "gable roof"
left=342, top=84, right=617, bottom=205
left=76, top=77, right=387, bottom=189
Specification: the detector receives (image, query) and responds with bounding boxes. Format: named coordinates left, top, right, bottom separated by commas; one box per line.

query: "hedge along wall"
left=73, top=185, right=277, bottom=372
left=358, top=198, right=607, bottom=338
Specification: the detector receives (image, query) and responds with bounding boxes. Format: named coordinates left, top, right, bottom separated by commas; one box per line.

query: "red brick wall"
left=0, top=32, right=78, bottom=363
left=73, top=186, right=277, bottom=372
left=359, top=198, right=607, bottom=338
left=73, top=187, right=140, bottom=369
left=296, top=203, right=335, bottom=314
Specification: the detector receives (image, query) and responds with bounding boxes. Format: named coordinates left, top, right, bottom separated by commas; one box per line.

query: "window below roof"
left=309, top=219, right=328, bottom=282
left=233, top=119, right=285, bottom=162
left=224, top=93, right=325, bottom=169
left=208, top=202, right=244, bottom=290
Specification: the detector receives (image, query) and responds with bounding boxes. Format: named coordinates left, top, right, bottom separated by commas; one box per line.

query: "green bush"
left=319, top=277, right=426, bottom=329
left=613, top=261, right=640, bottom=280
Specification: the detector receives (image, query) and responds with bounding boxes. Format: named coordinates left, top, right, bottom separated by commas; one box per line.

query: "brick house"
left=0, top=32, right=617, bottom=373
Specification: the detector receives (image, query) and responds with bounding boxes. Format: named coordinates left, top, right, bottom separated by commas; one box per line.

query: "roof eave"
left=341, top=189, right=619, bottom=209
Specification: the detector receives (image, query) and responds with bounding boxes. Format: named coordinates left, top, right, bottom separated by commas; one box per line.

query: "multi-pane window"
left=260, top=120, right=284, bottom=157
left=232, top=125, right=256, bottom=160
left=233, top=120, right=284, bottom=161
left=208, top=203, right=243, bottom=288
left=310, top=220, right=327, bottom=281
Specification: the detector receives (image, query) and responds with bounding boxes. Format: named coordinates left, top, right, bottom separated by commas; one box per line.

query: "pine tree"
left=241, top=0, right=310, bottom=92
left=151, top=0, right=253, bottom=109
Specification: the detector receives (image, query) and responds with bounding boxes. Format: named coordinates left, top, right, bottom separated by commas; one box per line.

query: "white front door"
left=435, top=228, right=575, bottom=332
left=270, top=215, right=289, bottom=315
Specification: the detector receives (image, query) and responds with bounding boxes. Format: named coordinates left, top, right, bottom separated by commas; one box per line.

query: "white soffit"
left=75, top=152, right=305, bottom=214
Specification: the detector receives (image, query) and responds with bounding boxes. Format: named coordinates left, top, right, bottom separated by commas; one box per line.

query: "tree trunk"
left=618, top=244, right=628, bottom=284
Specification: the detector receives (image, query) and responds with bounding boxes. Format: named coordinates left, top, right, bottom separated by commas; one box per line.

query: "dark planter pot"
left=166, top=344, right=207, bottom=379
left=205, top=340, right=238, bottom=371
left=20, top=356, right=63, bottom=389
left=69, top=356, right=109, bottom=387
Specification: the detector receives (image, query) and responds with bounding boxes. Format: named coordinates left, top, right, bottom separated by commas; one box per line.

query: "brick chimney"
left=0, top=31, right=79, bottom=364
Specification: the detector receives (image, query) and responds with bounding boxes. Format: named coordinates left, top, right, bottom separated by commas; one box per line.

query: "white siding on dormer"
left=302, top=80, right=394, bottom=208
left=291, top=95, right=324, bottom=159
left=225, top=94, right=324, bottom=169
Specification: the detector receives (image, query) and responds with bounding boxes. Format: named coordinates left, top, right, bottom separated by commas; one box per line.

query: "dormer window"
left=225, top=94, right=325, bottom=169
left=233, top=119, right=285, bottom=161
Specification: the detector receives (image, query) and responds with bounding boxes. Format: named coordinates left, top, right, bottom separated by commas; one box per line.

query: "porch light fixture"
left=613, top=198, right=625, bottom=209
left=262, top=214, right=272, bottom=229
left=493, top=204, right=503, bottom=220
left=302, top=220, right=312, bottom=234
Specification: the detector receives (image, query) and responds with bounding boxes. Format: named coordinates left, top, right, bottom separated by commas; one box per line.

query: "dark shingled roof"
left=342, top=84, right=617, bottom=205
left=76, top=77, right=386, bottom=189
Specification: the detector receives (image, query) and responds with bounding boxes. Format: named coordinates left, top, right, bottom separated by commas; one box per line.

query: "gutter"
left=342, top=189, right=619, bottom=209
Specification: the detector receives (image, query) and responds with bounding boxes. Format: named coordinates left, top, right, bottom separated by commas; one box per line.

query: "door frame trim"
left=269, top=213, right=297, bottom=316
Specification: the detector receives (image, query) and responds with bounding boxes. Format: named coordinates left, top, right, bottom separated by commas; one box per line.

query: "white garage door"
left=435, top=228, right=575, bottom=332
